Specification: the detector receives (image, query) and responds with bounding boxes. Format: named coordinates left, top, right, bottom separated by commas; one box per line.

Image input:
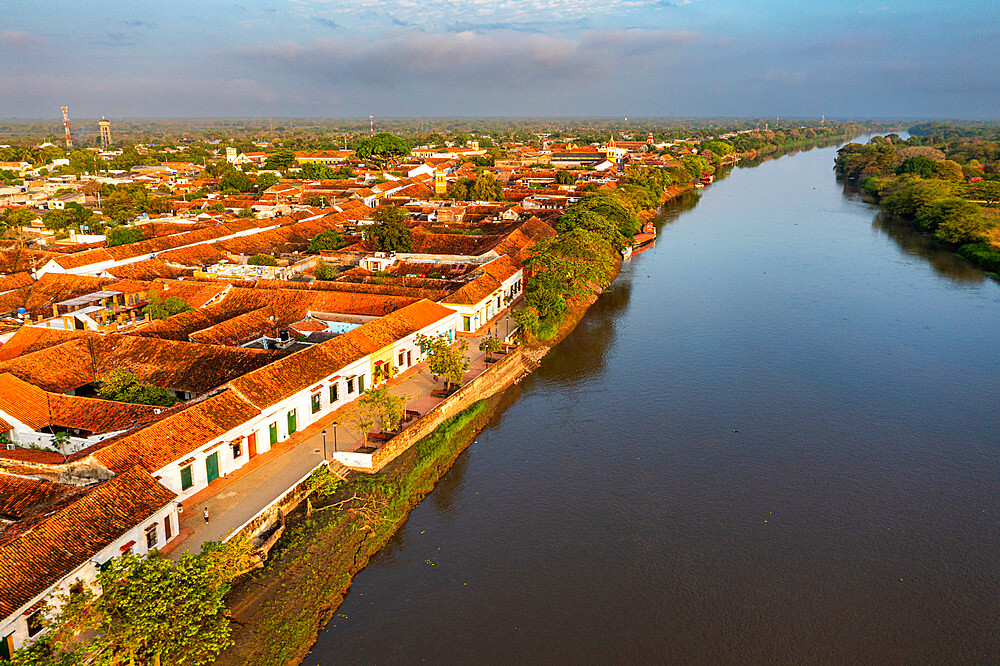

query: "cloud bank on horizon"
left=1, top=0, right=998, bottom=119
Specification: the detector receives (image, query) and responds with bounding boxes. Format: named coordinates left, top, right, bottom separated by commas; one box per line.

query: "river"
left=309, top=137, right=1000, bottom=664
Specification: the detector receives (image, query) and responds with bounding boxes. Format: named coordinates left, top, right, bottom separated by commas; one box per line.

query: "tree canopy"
left=99, top=368, right=178, bottom=407
left=363, top=205, right=413, bottom=252
left=143, top=293, right=193, bottom=320
left=355, top=133, right=410, bottom=166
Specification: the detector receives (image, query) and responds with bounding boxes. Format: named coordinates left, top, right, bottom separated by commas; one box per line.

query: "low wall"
left=335, top=347, right=531, bottom=473
left=225, top=462, right=324, bottom=546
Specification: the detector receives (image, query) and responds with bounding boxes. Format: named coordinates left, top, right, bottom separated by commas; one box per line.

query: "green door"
left=287, top=409, right=297, bottom=434
left=269, top=422, right=278, bottom=445
left=206, top=452, right=220, bottom=483
left=2, top=632, right=13, bottom=660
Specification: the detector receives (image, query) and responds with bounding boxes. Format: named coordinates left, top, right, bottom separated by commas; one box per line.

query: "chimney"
left=52, top=304, right=59, bottom=317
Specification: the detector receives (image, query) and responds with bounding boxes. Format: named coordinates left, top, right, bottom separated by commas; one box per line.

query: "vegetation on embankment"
left=219, top=399, right=493, bottom=666
left=836, top=125, right=1000, bottom=274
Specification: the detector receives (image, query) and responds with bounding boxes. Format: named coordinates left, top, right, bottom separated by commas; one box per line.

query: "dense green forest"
left=836, top=125, right=1000, bottom=273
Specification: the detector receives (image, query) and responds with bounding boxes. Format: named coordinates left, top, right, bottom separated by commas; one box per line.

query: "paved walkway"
left=163, top=326, right=508, bottom=558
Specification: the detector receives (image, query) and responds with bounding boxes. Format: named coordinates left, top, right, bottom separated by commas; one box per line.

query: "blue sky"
left=1, top=0, right=998, bottom=119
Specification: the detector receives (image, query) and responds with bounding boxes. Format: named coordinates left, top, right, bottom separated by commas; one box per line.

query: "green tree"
left=32, top=543, right=249, bottom=666
left=357, top=386, right=406, bottom=433
left=363, top=205, right=412, bottom=252
left=238, top=207, right=256, bottom=218
left=42, top=209, right=73, bottom=231
left=308, top=229, right=347, bottom=253
left=143, top=293, right=193, bottom=319
left=254, top=172, right=280, bottom=192
left=354, top=133, right=410, bottom=166
left=102, top=189, right=140, bottom=224
left=417, top=333, right=470, bottom=391
left=313, top=260, right=339, bottom=280
left=555, top=170, right=575, bottom=185
left=478, top=334, right=502, bottom=361
left=99, top=368, right=178, bottom=407
left=896, top=156, right=938, bottom=177
left=264, top=150, right=296, bottom=170
left=219, top=168, right=254, bottom=193
left=106, top=226, right=146, bottom=247
left=247, top=253, right=278, bottom=266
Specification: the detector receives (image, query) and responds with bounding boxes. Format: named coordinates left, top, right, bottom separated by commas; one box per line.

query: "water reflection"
left=871, top=211, right=987, bottom=284
left=536, top=279, right=634, bottom=382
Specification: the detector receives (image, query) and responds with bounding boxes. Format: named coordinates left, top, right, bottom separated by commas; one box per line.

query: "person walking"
left=203, top=507, right=210, bottom=523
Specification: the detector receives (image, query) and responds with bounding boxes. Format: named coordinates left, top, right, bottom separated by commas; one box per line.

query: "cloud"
left=235, top=28, right=701, bottom=90
left=312, top=17, right=341, bottom=30
left=93, top=32, right=134, bottom=47
left=299, top=0, right=681, bottom=29
left=0, top=31, right=44, bottom=48
left=123, top=20, right=158, bottom=29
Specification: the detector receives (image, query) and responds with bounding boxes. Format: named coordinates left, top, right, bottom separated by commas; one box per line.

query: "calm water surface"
left=310, top=138, right=1000, bottom=664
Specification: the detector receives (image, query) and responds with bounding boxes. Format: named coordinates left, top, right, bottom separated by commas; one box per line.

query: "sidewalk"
left=162, top=327, right=504, bottom=558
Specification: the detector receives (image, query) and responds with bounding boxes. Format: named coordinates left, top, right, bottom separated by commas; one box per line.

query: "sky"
left=1, top=0, right=998, bottom=119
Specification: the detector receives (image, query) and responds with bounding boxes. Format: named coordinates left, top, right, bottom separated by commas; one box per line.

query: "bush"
left=247, top=253, right=278, bottom=266
left=106, top=225, right=145, bottom=247
left=99, top=368, right=177, bottom=407
left=313, top=261, right=338, bottom=280
left=956, top=243, right=1000, bottom=273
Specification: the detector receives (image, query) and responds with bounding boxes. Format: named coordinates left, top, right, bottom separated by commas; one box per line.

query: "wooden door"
left=248, top=432, right=257, bottom=458
left=206, top=452, right=220, bottom=483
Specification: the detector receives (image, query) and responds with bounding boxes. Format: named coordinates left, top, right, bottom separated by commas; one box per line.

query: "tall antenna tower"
left=369, top=114, right=374, bottom=137
left=61, top=106, right=73, bottom=148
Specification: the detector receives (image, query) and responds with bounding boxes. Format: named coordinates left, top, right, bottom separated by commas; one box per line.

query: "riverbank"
left=218, top=178, right=697, bottom=664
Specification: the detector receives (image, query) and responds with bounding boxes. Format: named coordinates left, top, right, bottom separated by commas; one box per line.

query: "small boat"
left=620, top=245, right=633, bottom=260
left=632, top=221, right=656, bottom=248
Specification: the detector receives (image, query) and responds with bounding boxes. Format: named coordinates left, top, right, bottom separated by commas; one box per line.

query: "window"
left=463, top=316, right=471, bottom=332
left=329, top=383, right=339, bottom=403
left=358, top=374, right=366, bottom=394
left=347, top=377, right=355, bottom=394
left=69, top=581, right=84, bottom=598
left=398, top=351, right=405, bottom=367
left=269, top=421, right=278, bottom=445
left=27, top=609, right=44, bottom=637
left=145, top=524, right=158, bottom=549
left=231, top=439, right=242, bottom=458
left=311, top=393, right=321, bottom=414
left=164, top=515, right=173, bottom=541
left=180, top=465, right=193, bottom=491
left=407, top=351, right=412, bottom=366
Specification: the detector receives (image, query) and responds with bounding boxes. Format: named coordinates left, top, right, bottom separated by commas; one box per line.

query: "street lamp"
left=333, top=421, right=339, bottom=453
left=321, top=429, right=327, bottom=461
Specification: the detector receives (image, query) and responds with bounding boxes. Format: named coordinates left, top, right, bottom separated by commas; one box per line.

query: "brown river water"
left=308, top=137, right=1000, bottom=664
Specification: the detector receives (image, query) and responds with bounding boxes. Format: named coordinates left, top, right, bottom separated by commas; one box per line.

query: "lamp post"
left=333, top=421, right=339, bottom=453
left=321, top=429, right=327, bottom=462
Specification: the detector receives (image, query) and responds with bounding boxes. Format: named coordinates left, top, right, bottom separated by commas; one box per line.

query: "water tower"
left=99, top=117, right=112, bottom=149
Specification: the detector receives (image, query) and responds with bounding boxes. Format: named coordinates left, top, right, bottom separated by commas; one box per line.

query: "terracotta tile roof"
left=0, top=335, right=283, bottom=396
left=0, top=327, right=93, bottom=362
left=478, top=255, right=521, bottom=282
left=189, top=306, right=276, bottom=346
left=103, top=258, right=193, bottom=281
left=0, top=373, right=50, bottom=429
left=0, top=273, right=33, bottom=294
left=0, top=475, right=82, bottom=525
left=0, top=466, right=175, bottom=618
left=0, top=274, right=110, bottom=318
left=442, top=274, right=502, bottom=306
left=93, top=390, right=258, bottom=474
left=0, top=372, right=160, bottom=435
left=229, top=299, right=454, bottom=410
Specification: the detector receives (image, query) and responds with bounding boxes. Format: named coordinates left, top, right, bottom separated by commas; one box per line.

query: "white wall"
left=0, top=501, right=178, bottom=653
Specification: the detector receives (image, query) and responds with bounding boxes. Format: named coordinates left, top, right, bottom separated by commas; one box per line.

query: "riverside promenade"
left=162, top=312, right=517, bottom=558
